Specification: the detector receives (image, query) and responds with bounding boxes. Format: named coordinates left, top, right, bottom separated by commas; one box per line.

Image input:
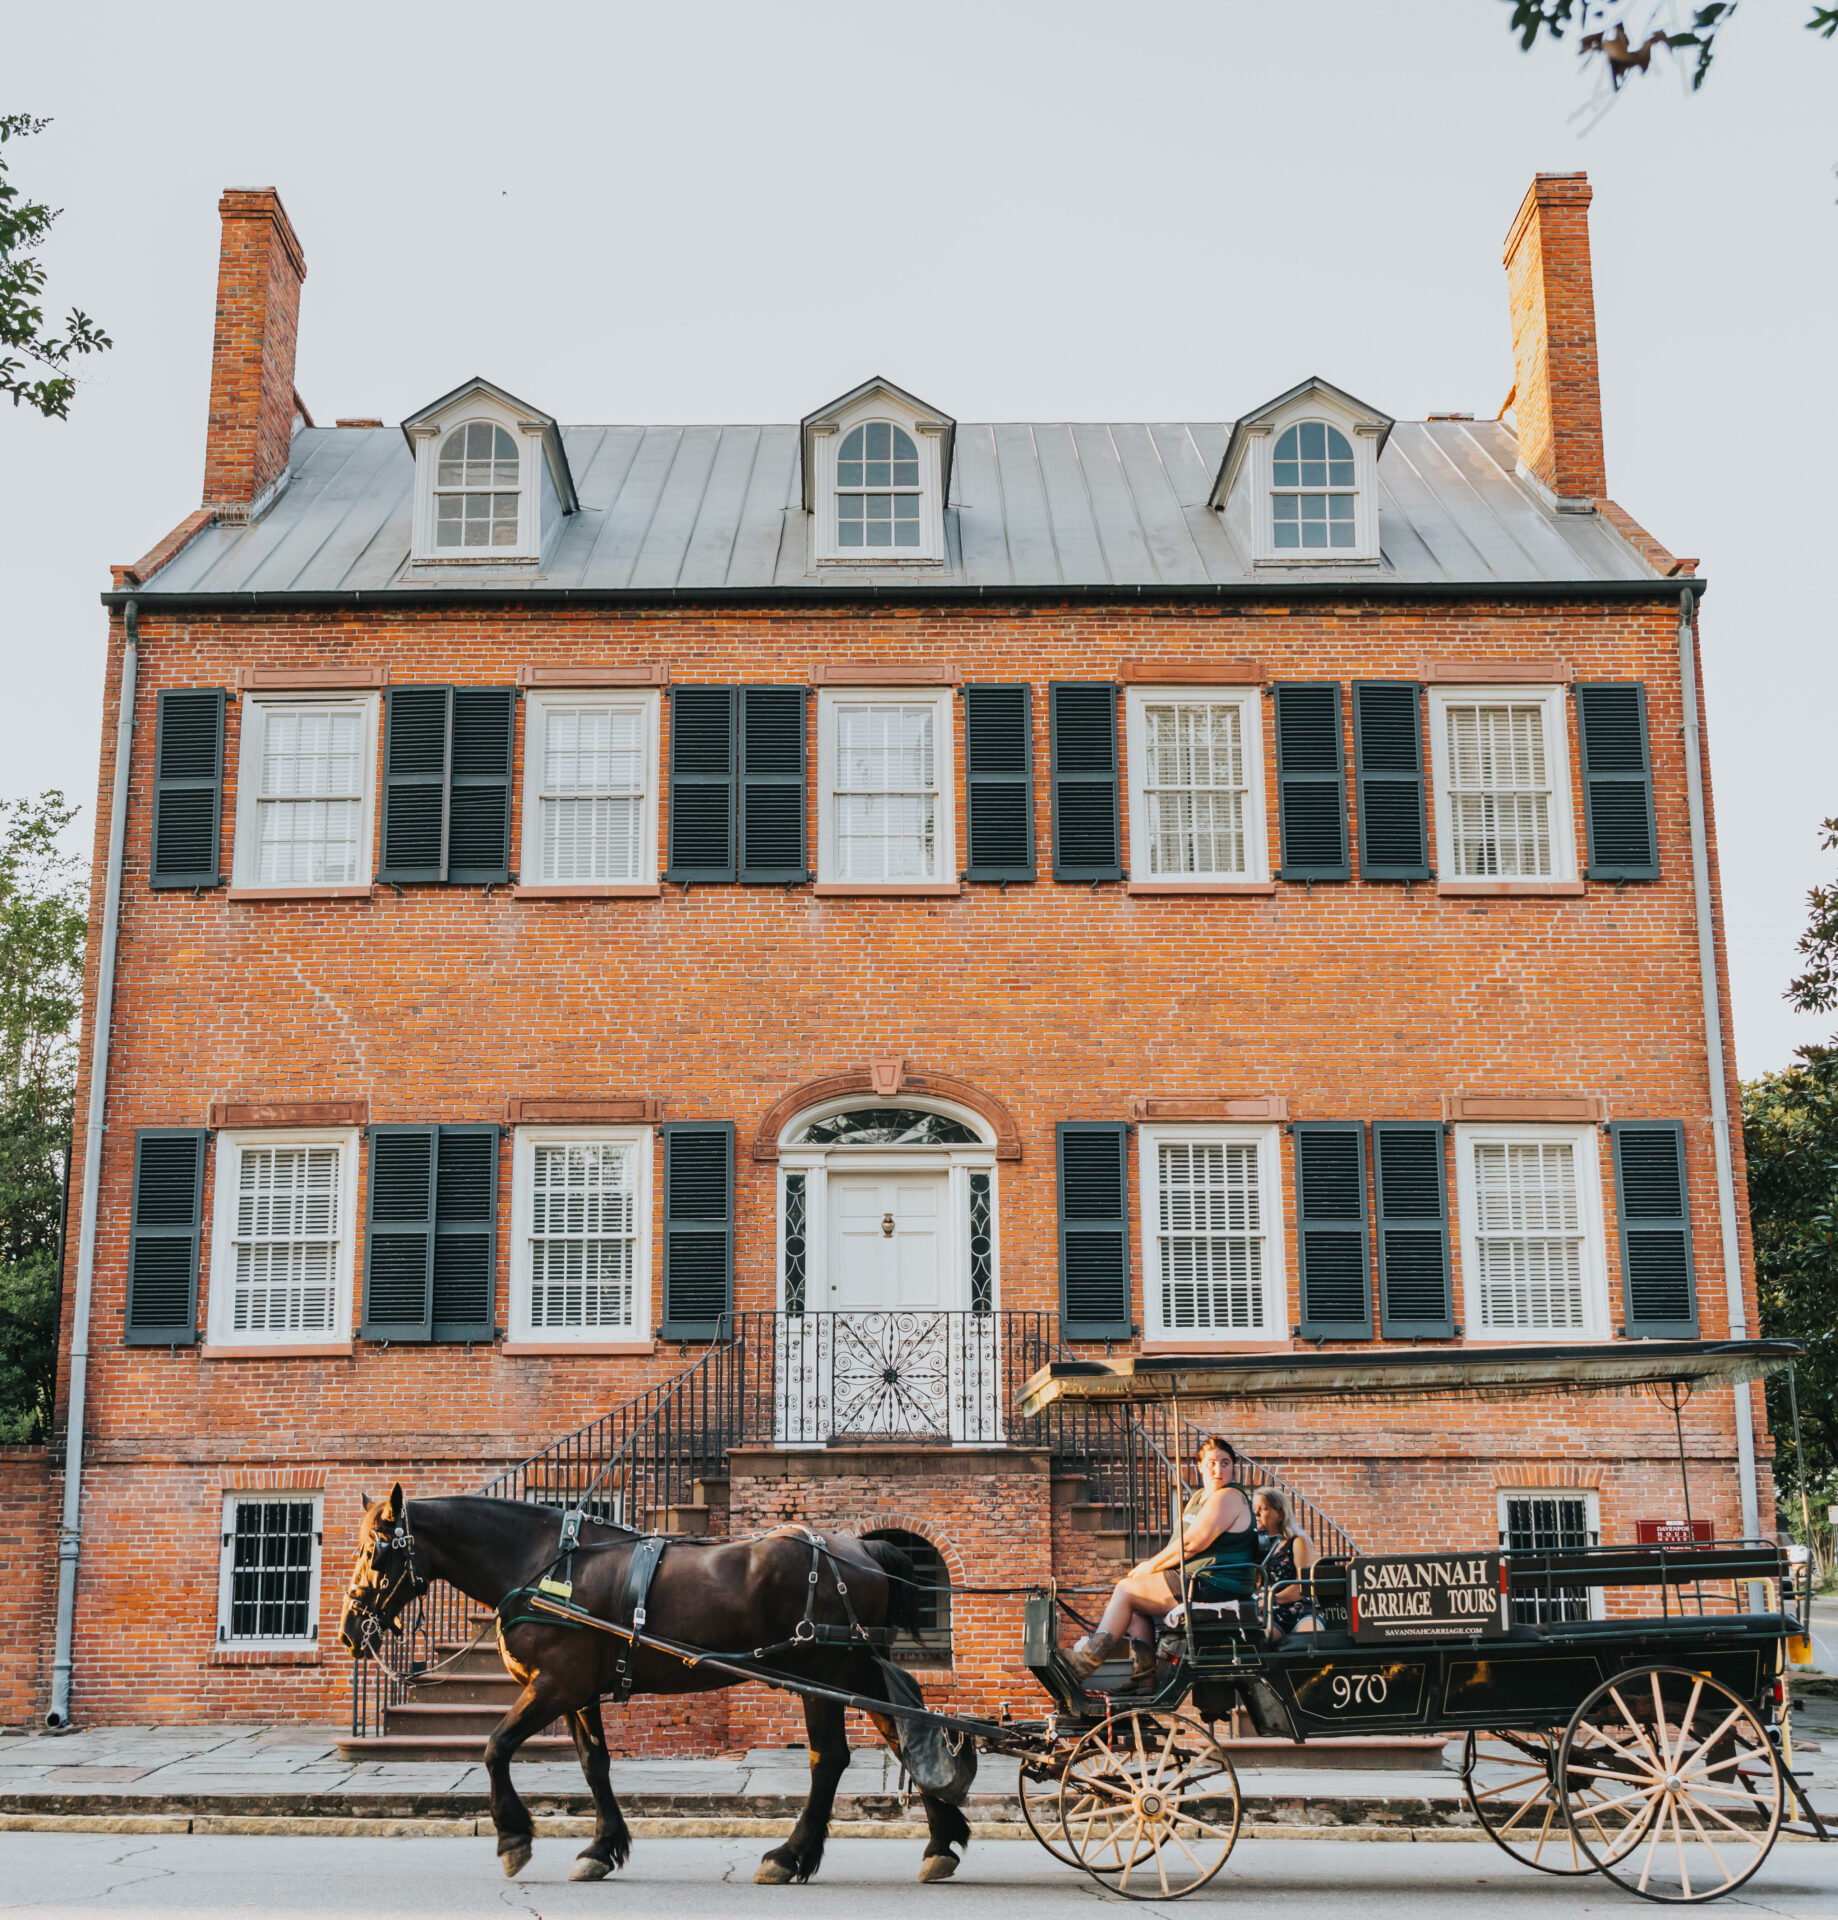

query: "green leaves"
left=1787, top=817, right=1838, bottom=1019
left=0, top=114, right=112, bottom=421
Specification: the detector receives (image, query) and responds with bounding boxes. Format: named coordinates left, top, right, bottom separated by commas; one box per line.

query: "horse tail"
left=858, top=1536, right=926, bottom=1647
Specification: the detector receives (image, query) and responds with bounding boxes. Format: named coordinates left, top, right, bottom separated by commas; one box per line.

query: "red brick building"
left=7, top=172, right=1768, bottom=1745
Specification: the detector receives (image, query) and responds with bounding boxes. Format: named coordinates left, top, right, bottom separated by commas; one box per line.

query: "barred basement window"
left=783, top=1172, right=808, bottom=1315
left=863, top=1527, right=952, bottom=1666
left=969, top=1171, right=993, bottom=1314
left=1500, top=1492, right=1598, bottom=1625
left=218, top=1493, right=321, bottom=1646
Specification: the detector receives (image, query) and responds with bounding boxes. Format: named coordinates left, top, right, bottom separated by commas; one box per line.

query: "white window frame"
left=408, top=399, right=546, bottom=563
left=518, top=689, right=660, bottom=886
left=810, top=408, right=946, bottom=565
left=1428, top=684, right=1577, bottom=883
left=1124, top=685, right=1269, bottom=884
left=1496, top=1487, right=1605, bottom=1621
left=216, top=1490, right=324, bottom=1650
left=509, top=1126, right=654, bottom=1344
left=1455, top=1123, right=1611, bottom=1342
left=815, top=687, right=957, bottom=885
left=1246, top=404, right=1382, bottom=566
left=230, top=692, right=379, bottom=892
left=205, top=1128, right=359, bottom=1348
left=1138, top=1123, right=1287, bottom=1344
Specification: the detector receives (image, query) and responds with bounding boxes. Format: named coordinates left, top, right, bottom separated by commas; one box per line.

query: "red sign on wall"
left=1635, top=1520, right=1715, bottom=1547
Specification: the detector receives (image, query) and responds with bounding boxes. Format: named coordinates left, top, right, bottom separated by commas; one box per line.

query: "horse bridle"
left=347, top=1508, right=429, bottom=1652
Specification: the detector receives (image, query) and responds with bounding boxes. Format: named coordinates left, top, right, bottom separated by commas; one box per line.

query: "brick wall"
left=1504, top=172, right=1607, bottom=501
left=0, top=1448, right=54, bottom=1725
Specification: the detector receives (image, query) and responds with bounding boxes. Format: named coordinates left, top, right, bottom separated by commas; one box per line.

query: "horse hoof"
left=918, top=1854, right=958, bottom=1883
left=754, top=1858, right=797, bottom=1885
left=569, top=1857, right=611, bottom=1882
left=500, top=1841, right=533, bottom=1879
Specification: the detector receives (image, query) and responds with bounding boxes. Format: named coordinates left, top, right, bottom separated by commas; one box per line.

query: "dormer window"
left=1272, top=421, right=1356, bottom=551
left=837, top=423, right=922, bottom=550
left=435, top=422, right=521, bottom=549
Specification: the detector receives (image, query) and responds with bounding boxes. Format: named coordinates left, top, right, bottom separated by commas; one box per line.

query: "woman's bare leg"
left=1097, top=1574, right=1176, bottom=1639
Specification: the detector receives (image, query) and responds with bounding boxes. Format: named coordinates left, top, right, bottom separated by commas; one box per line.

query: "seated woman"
left=1066, top=1434, right=1258, bottom=1687
left=1252, top=1487, right=1322, bottom=1643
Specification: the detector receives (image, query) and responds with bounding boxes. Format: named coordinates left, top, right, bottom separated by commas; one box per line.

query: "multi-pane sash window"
left=535, top=702, right=647, bottom=881
left=527, top=1141, right=640, bottom=1331
left=1470, top=1139, right=1588, bottom=1332
left=254, top=705, right=366, bottom=886
left=1500, top=1494, right=1597, bottom=1625
left=220, top=1496, right=319, bottom=1644
left=1142, top=700, right=1250, bottom=877
left=1272, top=420, right=1356, bottom=550
left=834, top=703, right=937, bottom=879
left=1443, top=702, right=1555, bottom=878
left=435, top=420, right=521, bottom=549
left=836, top=421, right=921, bottom=549
left=229, top=1143, right=344, bottom=1334
left=1155, top=1139, right=1269, bottom=1334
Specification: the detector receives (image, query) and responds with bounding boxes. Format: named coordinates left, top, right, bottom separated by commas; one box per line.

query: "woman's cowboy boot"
left=1129, top=1638, right=1158, bottom=1687
left=1065, top=1629, right=1122, bottom=1680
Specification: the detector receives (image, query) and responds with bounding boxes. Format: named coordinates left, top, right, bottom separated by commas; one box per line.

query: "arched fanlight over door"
left=794, top=1107, right=981, bottom=1147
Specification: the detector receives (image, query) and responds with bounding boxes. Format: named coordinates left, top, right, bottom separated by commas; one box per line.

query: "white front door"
left=826, top=1174, right=948, bottom=1310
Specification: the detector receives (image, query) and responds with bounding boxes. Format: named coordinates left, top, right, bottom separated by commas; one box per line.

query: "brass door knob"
left=881, top=1213, right=895, bottom=1237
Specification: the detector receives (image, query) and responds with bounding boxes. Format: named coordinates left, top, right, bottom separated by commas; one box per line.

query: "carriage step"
left=334, top=1733, right=575, bottom=1763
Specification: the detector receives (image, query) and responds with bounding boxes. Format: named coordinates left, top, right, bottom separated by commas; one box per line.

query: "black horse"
left=338, top=1484, right=971, bottom=1885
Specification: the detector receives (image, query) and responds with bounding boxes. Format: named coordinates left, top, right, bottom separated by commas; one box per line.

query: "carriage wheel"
left=1018, top=1753, right=1081, bottom=1867
left=1057, top=1710, right=1241, bottom=1900
left=1462, top=1726, right=1652, bottom=1874
left=1556, top=1665, right=1784, bottom=1904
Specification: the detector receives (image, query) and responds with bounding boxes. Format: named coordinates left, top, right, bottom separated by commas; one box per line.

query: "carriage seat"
left=1528, top=1611, right=1797, bottom=1641
left=1164, top=1599, right=1263, bottom=1644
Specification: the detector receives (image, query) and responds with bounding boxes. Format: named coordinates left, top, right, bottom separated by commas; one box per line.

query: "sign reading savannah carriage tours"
left=1349, top=1551, right=1507, bottom=1644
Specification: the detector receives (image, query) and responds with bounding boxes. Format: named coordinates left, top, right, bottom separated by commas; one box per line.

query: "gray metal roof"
left=140, top=417, right=1659, bottom=595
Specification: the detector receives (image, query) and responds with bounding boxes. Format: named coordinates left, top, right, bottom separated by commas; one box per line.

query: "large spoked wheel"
left=1556, top=1665, right=1784, bottom=1904
left=1057, top=1710, right=1241, bottom=1900
left=1018, top=1753, right=1079, bottom=1866
left=1462, top=1726, right=1651, bottom=1874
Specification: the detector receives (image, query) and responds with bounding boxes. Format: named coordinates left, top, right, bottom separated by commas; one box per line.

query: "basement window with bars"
left=1429, top=686, right=1576, bottom=882
left=1142, top=1127, right=1284, bottom=1341
left=217, top=1493, right=321, bottom=1648
left=512, top=1130, right=652, bottom=1341
left=1457, top=1126, right=1609, bottom=1340
left=521, top=692, right=659, bottom=884
left=232, top=697, right=377, bottom=890
left=207, top=1131, right=358, bottom=1346
left=862, top=1528, right=952, bottom=1666
left=1126, top=687, right=1268, bottom=882
left=1499, top=1491, right=1600, bottom=1625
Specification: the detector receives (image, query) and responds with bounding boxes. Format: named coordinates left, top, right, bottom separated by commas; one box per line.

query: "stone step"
left=1067, top=1503, right=1128, bottom=1533
left=404, top=1672, right=524, bottom=1708
left=1093, top=1530, right=1133, bottom=1562
left=1050, top=1473, right=1090, bottom=1509
left=386, top=1701, right=536, bottom=1740
left=694, top=1476, right=730, bottom=1511
left=664, top=1505, right=712, bottom=1536
left=334, top=1732, right=576, bottom=1763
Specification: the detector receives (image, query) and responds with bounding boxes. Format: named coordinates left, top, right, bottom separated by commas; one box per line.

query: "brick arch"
left=846, top=1511, right=968, bottom=1585
left=751, top=1070, right=1022, bottom=1162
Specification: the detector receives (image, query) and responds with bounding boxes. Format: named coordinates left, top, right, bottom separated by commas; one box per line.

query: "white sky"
left=3, top=0, right=1834, bottom=1073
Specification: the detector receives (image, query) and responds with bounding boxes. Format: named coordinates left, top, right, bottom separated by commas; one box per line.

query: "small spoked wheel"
left=1057, top=1710, right=1241, bottom=1900
left=1462, top=1726, right=1650, bottom=1874
left=1556, top=1664, right=1784, bottom=1903
left=1018, top=1754, right=1079, bottom=1867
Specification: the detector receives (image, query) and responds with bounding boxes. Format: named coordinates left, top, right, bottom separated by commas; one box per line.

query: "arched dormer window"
left=836, top=421, right=922, bottom=550
left=435, top=421, right=521, bottom=549
left=1272, top=421, right=1356, bottom=550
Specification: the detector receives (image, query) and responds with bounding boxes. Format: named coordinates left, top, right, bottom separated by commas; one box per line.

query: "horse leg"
left=566, top=1699, right=631, bottom=1882
left=863, top=1679, right=969, bottom=1883
left=755, top=1691, right=850, bottom=1885
left=484, top=1672, right=569, bottom=1878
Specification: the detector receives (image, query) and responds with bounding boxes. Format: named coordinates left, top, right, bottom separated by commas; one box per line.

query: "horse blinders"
left=342, top=1514, right=428, bottom=1653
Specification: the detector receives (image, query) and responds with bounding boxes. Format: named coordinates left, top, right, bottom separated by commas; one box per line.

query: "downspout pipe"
left=46, top=598, right=138, bottom=1727
left=1676, top=586, right=1762, bottom=1550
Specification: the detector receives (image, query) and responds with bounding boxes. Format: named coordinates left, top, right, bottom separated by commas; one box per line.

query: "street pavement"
left=5, top=1832, right=1838, bottom=1919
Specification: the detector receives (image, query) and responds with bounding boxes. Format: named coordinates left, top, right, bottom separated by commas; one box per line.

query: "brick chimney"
left=201, top=188, right=307, bottom=521
left=1502, top=172, right=1605, bottom=507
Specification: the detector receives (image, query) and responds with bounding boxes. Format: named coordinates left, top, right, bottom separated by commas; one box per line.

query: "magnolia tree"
left=1, top=114, right=111, bottom=420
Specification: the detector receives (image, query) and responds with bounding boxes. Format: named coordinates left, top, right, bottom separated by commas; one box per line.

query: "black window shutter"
left=1294, top=1122, right=1371, bottom=1337
left=361, top=1126, right=436, bottom=1340
left=1049, top=683, right=1121, bottom=881
left=447, top=690, right=516, bottom=885
left=1274, top=683, right=1349, bottom=881
left=662, top=1123, right=733, bottom=1338
left=432, top=1125, right=499, bottom=1341
left=1576, top=683, right=1659, bottom=880
left=738, top=687, right=808, bottom=882
left=666, top=687, right=737, bottom=882
left=150, top=689, right=226, bottom=889
left=1352, top=681, right=1429, bottom=881
left=964, top=684, right=1036, bottom=882
left=1611, top=1121, right=1699, bottom=1337
left=125, top=1128, right=206, bottom=1344
left=1057, top=1122, right=1131, bottom=1339
left=379, top=686, right=452, bottom=883
left=1373, top=1122, right=1453, bottom=1337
